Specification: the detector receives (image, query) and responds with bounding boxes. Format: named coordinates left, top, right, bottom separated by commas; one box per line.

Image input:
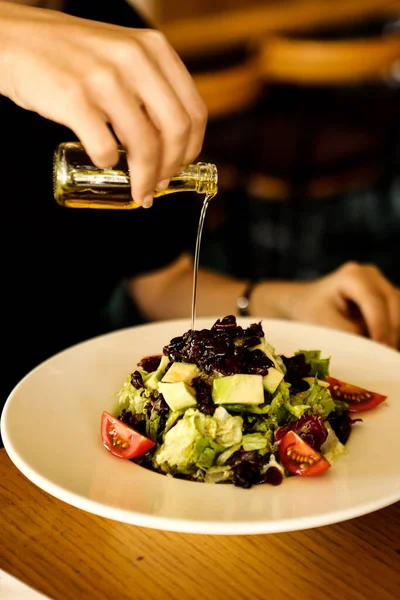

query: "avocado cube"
left=262, top=367, right=284, bottom=394
left=161, top=362, right=200, bottom=385
left=144, top=354, right=170, bottom=391
left=212, top=374, right=264, bottom=405
left=158, top=381, right=197, bottom=411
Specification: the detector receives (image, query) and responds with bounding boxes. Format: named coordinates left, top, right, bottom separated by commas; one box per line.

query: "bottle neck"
left=158, top=163, right=218, bottom=198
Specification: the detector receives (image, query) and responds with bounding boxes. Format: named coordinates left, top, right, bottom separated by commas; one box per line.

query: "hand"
left=0, top=2, right=207, bottom=207
left=277, top=262, right=400, bottom=348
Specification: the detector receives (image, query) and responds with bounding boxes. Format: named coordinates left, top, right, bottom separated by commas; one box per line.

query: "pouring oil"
left=190, top=193, right=215, bottom=332
left=53, top=142, right=218, bottom=330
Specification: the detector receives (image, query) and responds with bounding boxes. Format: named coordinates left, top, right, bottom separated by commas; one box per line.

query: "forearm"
left=127, top=254, right=241, bottom=320
left=250, top=279, right=307, bottom=321
left=126, top=253, right=303, bottom=322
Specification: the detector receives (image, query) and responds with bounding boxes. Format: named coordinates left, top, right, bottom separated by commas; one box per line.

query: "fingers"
left=89, top=66, right=162, bottom=207
left=333, top=262, right=400, bottom=347
left=84, top=32, right=207, bottom=205
left=61, top=85, right=120, bottom=169
left=128, top=58, right=191, bottom=186
left=139, top=31, right=207, bottom=169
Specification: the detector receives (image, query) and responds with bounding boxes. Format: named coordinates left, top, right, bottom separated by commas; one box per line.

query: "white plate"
left=1, top=317, right=400, bottom=535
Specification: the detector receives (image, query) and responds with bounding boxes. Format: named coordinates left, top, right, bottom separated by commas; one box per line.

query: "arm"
left=127, top=256, right=400, bottom=348
left=127, top=253, right=247, bottom=320
left=0, top=1, right=207, bottom=206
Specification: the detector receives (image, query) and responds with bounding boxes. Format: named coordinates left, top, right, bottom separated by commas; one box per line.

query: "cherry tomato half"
left=279, top=431, right=331, bottom=476
left=101, top=411, right=155, bottom=459
left=325, top=377, right=387, bottom=412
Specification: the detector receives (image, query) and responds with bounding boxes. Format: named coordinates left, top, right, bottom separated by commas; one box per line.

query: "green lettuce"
left=242, top=432, right=272, bottom=452
left=269, top=381, right=303, bottom=423
left=213, top=406, right=243, bottom=447
left=295, top=349, right=330, bottom=379
left=153, top=407, right=242, bottom=474
left=204, top=465, right=233, bottom=483
left=216, top=442, right=241, bottom=466
left=269, top=378, right=334, bottom=421
left=117, top=373, right=148, bottom=414
left=302, top=378, right=335, bottom=418
left=192, top=438, right=225, bottom=470
left=292, top=378, right=336, bottom=419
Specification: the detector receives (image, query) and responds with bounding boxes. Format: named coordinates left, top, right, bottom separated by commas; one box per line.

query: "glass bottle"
left=53, top=142, right=218, bottom=209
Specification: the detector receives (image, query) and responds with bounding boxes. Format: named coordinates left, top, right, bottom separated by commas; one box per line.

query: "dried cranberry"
left=192, top=377, right=214, bottom=416
left=137, top=355, right=162, bottom=373
left=244, top=349, right=273, bottom=375
left=221, top=356, right=243, bottom=375
left=233, top=461, right=261, bottom=488
left=163, top=316, right=272, bottom=379
left=240, top=335, right=262, bottom=350
left=263, top=466, right=283, bottom=486
left=246, top=322, right=264, bottom=338
left=212, top=315, right=239, bottom=332
left=328, top=411, right=362, bottom=445
left=130, top=370, right=144, bottom=389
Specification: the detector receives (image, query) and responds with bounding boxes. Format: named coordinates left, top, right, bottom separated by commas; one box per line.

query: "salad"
left=101, top=316, right=387, bottom=488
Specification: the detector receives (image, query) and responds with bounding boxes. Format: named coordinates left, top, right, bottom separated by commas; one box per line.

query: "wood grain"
left=0, top=449, right=399, bottom=600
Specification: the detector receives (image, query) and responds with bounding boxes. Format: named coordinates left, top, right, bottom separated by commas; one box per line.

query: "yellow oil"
left=191, top=193, right=215, bottom=332
left=57, top=170, right=204, bottom=209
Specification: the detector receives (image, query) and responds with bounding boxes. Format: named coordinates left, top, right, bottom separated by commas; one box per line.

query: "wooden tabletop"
left=0, top=449, right=399, bottom=600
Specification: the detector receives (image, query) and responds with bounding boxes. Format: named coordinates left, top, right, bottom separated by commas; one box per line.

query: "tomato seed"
left=286, top=448, right=317, bottom=465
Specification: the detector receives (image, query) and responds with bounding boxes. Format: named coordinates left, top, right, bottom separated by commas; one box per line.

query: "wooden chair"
left=161, top=0, right=398, bottom=57
left=258, top=30, right=400, bottom=85
left=200, top=22, right=400, bottom=278
left=161, top=5, right=400, bottom=278
left=162, top=3, right=400, bottom=201
left=193, top=59, right=261, bottom=120
left=237, top=23, right=400, bottom=278
left=243, top=25, right=400, bottom=201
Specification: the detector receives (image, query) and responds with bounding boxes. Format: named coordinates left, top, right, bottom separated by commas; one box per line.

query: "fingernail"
left=142, top=195, right=153, bottom=209
left=156, top=179, right=170, bottom=191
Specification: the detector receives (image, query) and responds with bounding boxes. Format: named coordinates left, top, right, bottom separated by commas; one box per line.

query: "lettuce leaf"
left=242, top=432, right=272, bottom=452
left=295, top=349, right=330, bottom=379
left=117, top=374, right=148, bottom=414
left=303, top=378, right=335, bottom=418
left=153, top=407, right=242, bottom=474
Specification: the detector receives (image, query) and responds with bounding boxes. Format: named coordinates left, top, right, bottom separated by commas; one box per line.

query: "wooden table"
left=1, top=449, right=399, bottom=600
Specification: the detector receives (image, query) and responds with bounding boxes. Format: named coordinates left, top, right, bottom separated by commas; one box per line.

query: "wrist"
left=249, top=280, right=307, bottom=319
left=237, top=280, right=258, bottom=317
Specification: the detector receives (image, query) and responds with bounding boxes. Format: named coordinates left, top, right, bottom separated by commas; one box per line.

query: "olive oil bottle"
left=53, top=142, right=218, bottom=209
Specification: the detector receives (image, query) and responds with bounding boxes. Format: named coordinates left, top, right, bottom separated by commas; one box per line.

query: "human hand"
left=0, top=2, right=207, bottom=207
left=279, top=262, right=400, bottom=347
